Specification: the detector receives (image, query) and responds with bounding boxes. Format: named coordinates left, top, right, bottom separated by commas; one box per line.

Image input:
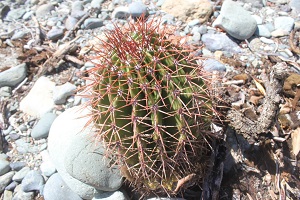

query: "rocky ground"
left=0, top=0, right=300, bottom=199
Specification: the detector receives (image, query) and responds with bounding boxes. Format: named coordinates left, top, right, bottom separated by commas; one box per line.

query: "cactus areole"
left=87, top=17, right=215, bottom=195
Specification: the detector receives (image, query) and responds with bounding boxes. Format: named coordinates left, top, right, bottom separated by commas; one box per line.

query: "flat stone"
left=48, top=106, right=122, bottom=199
left=40, top=161, right=56, bottom=177
left=274, top=16, right=295, bottom=32
left=0, top=159, right=11, bottom=176
left=0, top=171, right=15, bottom=193
left=65, top=15, right=78, bottom=30
left=111, top=6, right=130, bottom=19
left=13, top=167, right=30, bottom=182
left=203, top=58, right=226, bottom=72
left=0, top=86, right=12, bottom=97
left=12, top=188, right=34, bottom=200
left=91, top=0, right=104, bottom=9
left=47, top=27, right=64, bottom=41
left=53, top=82, right=77, bottom=105
left=161, top=0, right=213, bottom=23
left=43, top=173, right=82, bottom=200
left=255, top=25, right=271, bottom=38
left=31, top=112, right=57, bottom=140
left=5, top=181, right=18, bottom=191
left=84, top=18, right=104, bottom=29
left=0, top=63, right=27, bottom=88
left=212, top=0, right=257, bottom=40
left=21, top=170, right=44, bottom=192
left=20, top=76, right=55, bottom=118
left=271, top=29, right=289, bottom=37
left=128, top=1, right=148, bottom=18
left=6, top=8, right=26, bottom=20
left=35, top=3, right=55, bottom=18
left=201, top=33, right=242, bottom=53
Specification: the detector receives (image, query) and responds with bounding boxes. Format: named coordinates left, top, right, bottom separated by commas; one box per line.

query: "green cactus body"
left=87, top=18, right=214, bottom=194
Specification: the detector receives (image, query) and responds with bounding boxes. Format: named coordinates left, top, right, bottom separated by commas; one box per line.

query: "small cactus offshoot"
left=85, top=17, right=216, bottom=196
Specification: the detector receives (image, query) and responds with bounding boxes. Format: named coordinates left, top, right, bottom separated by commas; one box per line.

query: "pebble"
left=3, top=190, right=13, bottom=200
left=6, top=8, right=26, bottom=20
left=274, top=16, right=295, bottom=32
left=5, top=181, right=18, bottom=191
left=47, top=27, right=64, bottom=41
left=0, top=171, right=15, bottom=193
left=260, top=37, right=274, bottom=44
left=40, top=160, right=56, bottom=177
left=31, top=112, right=57, bottom=140
left=93, top=191, right=128, bottom=200
left=111, top=6, right=130, bottom=19
left=201, top=33, right=242, bottom=53
left=11, top=31, right=28, bottom=40
left=290, top=0, right=300, bottom=13
left=53, top=82, right=77, bottom=105
left=271, top=29, right=289, bottom=37
left=43, top=173, right=82, bottom=200
left=0, top=63, right=27, bottom=88
left=203, top=58, right=226, bottom=72
left=13, top=167, right=30, bottom=182
left=12, top=187, right=34, bottom=200
left=0, top=158, right=11, bottom=176
left=84, top=18, right=104, bottom=29
left=0, top=86, right=12, bottom=97
left=21, top=170, right=45, bottom=192
left=91, top=0, right=104, bottom=9
left=65, top=15, right=78, bottom=30
left=128, top=1, right=148, bottom=18
left=35, top=3, right=55, bottom=18
left=255, top=25, right=271, bottom=38
left=10, top=162, right=26, bottom=171
left=212, top=0, right=257, bottom=40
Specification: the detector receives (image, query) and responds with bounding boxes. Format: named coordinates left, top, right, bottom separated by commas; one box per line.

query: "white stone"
left=20, top=77, right=55, bottom=118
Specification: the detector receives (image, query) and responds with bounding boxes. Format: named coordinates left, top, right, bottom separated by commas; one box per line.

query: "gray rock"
left=22, top=11, right=34, bottom=20
left=0, top=86, right=12, bottom=97
left=31, top=112, right=57, bottom=140
left=11, top=31, right=28, bottom=40
left=40, top=161, right=56, bottom=177
left=201, top=33, right=242, bottom=53
left=35, top=3, right=55, bottom=18
left=10, top=162, right=26, bottom=171
left=0, top=171, right=15, bottom=193
left=3, top=190, right=13, bottom=200
left=53, top=82, right=76, bottom=105
left=71, top=1, right=86, bottom=18
left=5, top=181, right=18, bottom=191
left=203, top=59, right=226, bottom=72
left=6, top=8, right=26, bottom=20
left=12, top=189, right=34, bottom=200
left=0, top=4, right=10, bottom=20
left=251, top=15, right=262, bottom=25
left=43, top=173, right=82, bottom=200
left=290, top=0, right=300, bottom=13
left=274, top=16, right=295, bottom=32
left=0, top=159, right=11, bottom=176
left=93, top=191, right=128, bottom=200
left=188, top=19, right=200, bottom=27
left=21, top=170, right=44, bottom=192
left=15, top=139, right=30, bottom=154
left=192, top=32, right=201, bottom=42
left=112, top=6, right=130, bottom=19
left=13, top=167, right=30, bottom=182
left=212, top=0, right=257, bottom=40
left=128, top=1, right=148, bottom=18
left=255, top=25, right=271, bottom=38
left=84, top=18, right=104, bottom=29
left=48, top=106, right=122, bottom=199
left=91, top=0, right=104, bottom=9
left=65, top=15, right=78, bottom=30
left=47, top=27, right=64, bottom=41
left=0, top=63, right=27, bottom=88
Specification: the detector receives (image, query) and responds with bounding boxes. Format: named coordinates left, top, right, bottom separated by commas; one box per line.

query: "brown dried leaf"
left=249, top=95, right=263, bottom=105
left=252, top=77, right=266, bottom=96
left=280, top=98, right=293, bottom=114
left=291, top=127, right=300, bottom=156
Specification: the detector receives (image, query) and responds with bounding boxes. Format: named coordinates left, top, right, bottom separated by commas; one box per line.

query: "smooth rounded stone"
left=47, top=27, right=64, bottom=41
left=6, top=8, right=26, bottom=20
left=212, top=0, right=257, bottom=40
left=111, top=6, right=130, bottom=19
left=3, top=190, right=13, bottom=200
left=9, top=161, right=26, bottom=171
left=274, top=16, right=295, bottom=32
left=13, top=167, right=30, bottom=182
left=12, top=188, right=34, bottom=200
left=15, top=139, right=30, bottom=154
left=290, top=0, right=300, bottom=13
left=260, top=37, right=274, bottom=44
left=188, top=19, right=200, bottom=27
left=0, top=159, right=11, bottom=176
left=192, top=32, right=201, bottom=42
left=40, top=161, right=56, bottom=177
left=161, top=0, right=213, bottom=23
left=9, top=132, right=19, bottom=140
left=5, top=181, right=18, bottom=191
left=20, top=76, right=55, bottom=118
left=35, top=3, right=55, bottom=18
left=11, top=31, right=28, bottom=40
left=201, top=33, right=242, bottom=53
left=0, top=63, right=27, bottom=88
left=271, top=29, right=289, bottom=37
left=65, top=15, right=78, bottom=30
left=21, top=170, right=44, bottom=192
left=93, top=191, right=128, bottom=200
left=91, top=0, right=104, bottom=9
left=22, top=11, right=34, bottom=20
left=84, top=18, right=104, bottom=29
left=0, top=86, right=12, bottom=97
left=0, top=171, right=15, bottom=193
left=43, top=173, right=82, bottom=200
left=31, top=112, right=57, bottom=140
left=2, top=126, right=13, bottom=136
left=71, top=1, right=86, bottom=19
left=128, top=1, right=148, bottom=18
left=255, top=25, right=271, bottom=38
left=0, top=4, right=10, bottom=20
left=53, top=82, right=77, bottom=105
left=48, top=106, right=122, bottom=199
left=203, top=58, right=226, bottom=72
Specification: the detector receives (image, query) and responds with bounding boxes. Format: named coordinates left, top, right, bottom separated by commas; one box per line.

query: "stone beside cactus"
left=85, top=17, right=216, bottom=196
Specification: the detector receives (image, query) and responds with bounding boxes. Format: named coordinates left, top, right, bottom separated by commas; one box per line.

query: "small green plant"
left=85, top=17, right=216, bottom=196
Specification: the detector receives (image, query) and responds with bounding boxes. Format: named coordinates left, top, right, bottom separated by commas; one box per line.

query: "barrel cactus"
left=85, top=17, right=216, bottom=196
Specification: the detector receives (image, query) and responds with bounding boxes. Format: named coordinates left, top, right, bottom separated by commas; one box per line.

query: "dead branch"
left=32, top=15, right=42, bottom=46
left=289, top=30, right=300, bottom=55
